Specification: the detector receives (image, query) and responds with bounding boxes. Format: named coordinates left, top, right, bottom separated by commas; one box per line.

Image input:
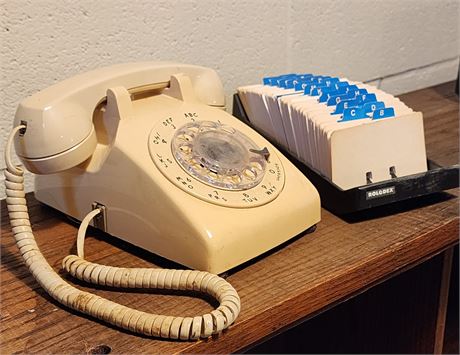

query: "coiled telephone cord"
left=4, top=125, right=241, bottom=340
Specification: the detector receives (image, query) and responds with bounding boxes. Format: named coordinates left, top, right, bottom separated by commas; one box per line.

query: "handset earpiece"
left=14, top=93, right=98, bottom=174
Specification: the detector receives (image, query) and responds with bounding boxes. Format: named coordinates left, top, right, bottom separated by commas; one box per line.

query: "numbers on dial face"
left=148, top=110, right=285, bottom=208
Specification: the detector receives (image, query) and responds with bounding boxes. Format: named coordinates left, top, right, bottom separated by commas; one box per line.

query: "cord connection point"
left=91, top=202, right=106, bottom=232
left=19, top=121, right=28, bottom=136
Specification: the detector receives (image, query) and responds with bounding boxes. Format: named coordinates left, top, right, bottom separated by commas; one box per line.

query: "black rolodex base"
left=232, top=94, right=459, bottom=215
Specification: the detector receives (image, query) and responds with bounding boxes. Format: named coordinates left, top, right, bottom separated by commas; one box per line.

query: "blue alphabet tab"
left=372, top=107, right=395, bottom=119
left=363, top=101, right=385, bottom=114
left=287, top=74, right=313, bottom=89
left=357, top=93, right=377, bottom=104
left=345, top=85, right=359, bottom=98
left=317, top=86, right=339, bottom=102
left=310, top=83, right=330, bottom=96
left=263, top=74, right=296, bottom=86
left=323, top=77, right=339, bottom=87
left=332, top=98, right=361, bottom=115
left=294, top=76, right=317, bottom=91
left=336, top=81, right=350, bottom=89
left=319, top=87, right=347, bottom=103
left=276, top=74, right=297, bottom=87
left=326, top=94, right=349, bottom=106
left=263, top=76, right=282, bottom=86
left=316, top=76, right=331, bottom=84
left=340, top=106, right=368, bottom=121
left=298, top=74, right=313, bottom=80
left=303, top=80, right=327, bottom=95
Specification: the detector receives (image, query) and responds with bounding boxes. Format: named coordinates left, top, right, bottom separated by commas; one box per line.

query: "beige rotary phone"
left=4, top=62, right=320, bottom=340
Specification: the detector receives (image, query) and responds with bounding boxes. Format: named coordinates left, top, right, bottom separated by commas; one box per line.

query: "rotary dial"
left=172, top=121, right=267, bottom=190
left=148, top=110, right=285, bottom=208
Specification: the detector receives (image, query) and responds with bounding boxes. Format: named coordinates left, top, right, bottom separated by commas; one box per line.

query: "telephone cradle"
left=4, top=62, right=320, bottom=340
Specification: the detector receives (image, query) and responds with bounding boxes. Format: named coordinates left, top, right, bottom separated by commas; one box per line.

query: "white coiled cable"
left=4, top=125, right=241, bottom=340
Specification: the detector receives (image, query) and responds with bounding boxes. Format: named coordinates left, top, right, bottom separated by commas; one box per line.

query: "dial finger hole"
left=199, top=122, right=218, bottom=132
left=179, top=144, right=192, bottom=154
left=194, top=163, right=207, bottom=174
left=222, top=175, right=234, bottom=184
left=221, top=126, right=236, bottom=134
left=243, top=168, right=257, bottom=180
left=250, top=161, right=263, bottom=171
left=177, top=133, right=192, bottom=142
left=228, top=174, right=241, bottom=184
left=183, top=134, right=193, bottom=142
left=185, top=130, right=197, bottom=138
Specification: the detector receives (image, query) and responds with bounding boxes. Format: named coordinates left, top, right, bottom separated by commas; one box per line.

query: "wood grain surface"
left=246, top=250, right=452, bottom=354
left=1, top=82, right=458, bottom=354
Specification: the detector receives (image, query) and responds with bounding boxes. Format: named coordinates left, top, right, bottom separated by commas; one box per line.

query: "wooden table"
left=1, top=82, right=458, bottom=354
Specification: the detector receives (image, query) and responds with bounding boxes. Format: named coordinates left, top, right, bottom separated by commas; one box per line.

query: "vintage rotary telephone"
left=4, top=62, right=320, bottom=340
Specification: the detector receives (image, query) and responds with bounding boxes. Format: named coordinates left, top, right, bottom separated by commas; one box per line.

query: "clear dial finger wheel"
left=172, top=121, right=267, bottom=190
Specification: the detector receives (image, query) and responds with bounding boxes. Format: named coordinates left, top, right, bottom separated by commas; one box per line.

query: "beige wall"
left=1, top=0, right=459, bottom=196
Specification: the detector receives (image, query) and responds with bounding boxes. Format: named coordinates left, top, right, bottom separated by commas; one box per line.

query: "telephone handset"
left=5, top=62, right=320, bottom=340
left=13, top=62, right=225, bottom=174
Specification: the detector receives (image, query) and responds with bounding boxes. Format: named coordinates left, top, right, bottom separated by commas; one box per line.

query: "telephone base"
left=31, top=77, right=320, bottom=274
